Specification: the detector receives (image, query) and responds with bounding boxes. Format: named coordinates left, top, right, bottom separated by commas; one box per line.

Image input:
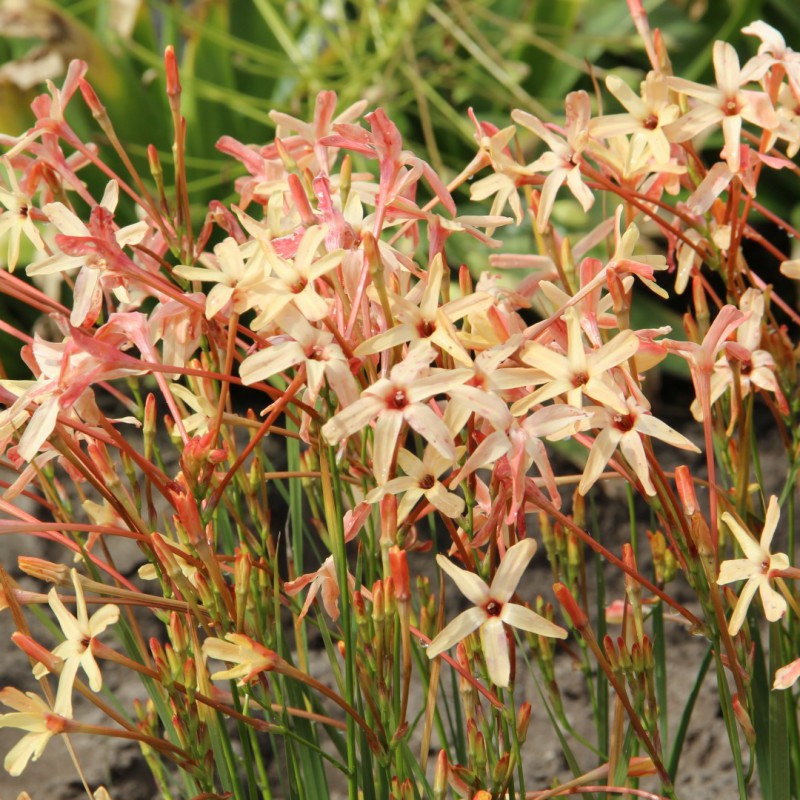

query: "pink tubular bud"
left=17, top=557, right=70, bottom=585
left=78, top=79, right=105, bottom=116
left=388, top=546, right=410, bottom=602
left=164, top=46, right=181, bottom=99
left=732, top=694, right=756, bottom=746
left=674, top=465, right=699, bottom=516
left=553, top=582, right=588, bottom=629
left=287, top=173, right=316, bottom=227
left=433, top=750, right=449, bottom=799
left=516, top=702, right=532, bottom=743
left=11, top=632, right=62, bottom=674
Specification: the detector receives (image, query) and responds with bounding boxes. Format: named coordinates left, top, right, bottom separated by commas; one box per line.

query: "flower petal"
left=718, top=558, right=759, bottom=584
left=500, top=602, right=568, bottom=639
left=727, top=577, right=759, bottom=636
left=435, top=554, right=489, bottom=607
left=491, top=539, right=537, bottom=604
left=773, top=658, right=800, bottom=690
left=721, top=512, right=765, bottom=564
left=759, top=581, right=787, bottom=623
left=480, top=616, right=511, bottom=688
left=426, top=606, right=486, bottom=658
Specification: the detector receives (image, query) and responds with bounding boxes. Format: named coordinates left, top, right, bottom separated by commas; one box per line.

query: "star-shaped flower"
left=0, top=688, right=69, bottom=776
left=717, top=495, right=789, bottom=635
left=426, top=539, right=567, bottom=688
left=202, top=633, right=278, bottom=685
left=32, top=569, right=120, bottom=716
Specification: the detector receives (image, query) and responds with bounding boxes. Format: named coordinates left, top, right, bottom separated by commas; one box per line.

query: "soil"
left=0, top=395, right=787, bottom=800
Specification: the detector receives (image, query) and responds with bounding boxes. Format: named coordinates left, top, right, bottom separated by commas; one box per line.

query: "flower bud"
left=17, top=557, right=70, bottom=586
left=553, top=582, right=587, bottom=629
left=389, top=546, right=410, bottom=602
left=433, top=750, right=449, bottom=800
left=164, top=45, right=181, bottom=100
left=732, top=694, right=756, bottom=746
left=516, top=701, right=532, bottom=744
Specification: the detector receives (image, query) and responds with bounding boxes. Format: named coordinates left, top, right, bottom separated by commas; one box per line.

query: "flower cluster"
left=0, top=14, right=798, bottom=799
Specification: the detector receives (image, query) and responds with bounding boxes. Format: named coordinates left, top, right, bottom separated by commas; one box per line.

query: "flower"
left=590, top=72, right=680, bottom=164
left=773, top=657, right=800, bottom=690
left=717, top=495, right=789, bottom=635
left=512, top=91, right=595, bottom=231
left=690, top=289, right=786, bottom=423
left=354, top=253, right=491, bottom=366
left=321, top=345, right=468, bottom=484
left=578, top=385, right=700, bottom=497
left=26, top=180, right=149, bottom=326
left=0, top=688, right=69, bottom=776
left=173, top=236, right=266, bottom=320
left=249, top=225, right=343, bottom=328
left=513, top=306, right=638, bottom=416
left=426, top=539, right=567, bottom=688
left=32, top=569, right=120, bottom=716
left=283, top=555, right=354, bottom=622
left=365, top=445, right=465, bottom=522
left=0, top=157, right=45, bottom=271
left=202, top=633, right=278, bottom=684
left=239, top=305, right=358, bottom=407
left=666, top=40, right=779, bottom=173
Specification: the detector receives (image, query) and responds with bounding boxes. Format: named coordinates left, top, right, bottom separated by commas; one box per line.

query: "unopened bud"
left=78, top=78, right=105, bottom=117
left=433, top=750, right=448, bottom=800
left=516, top=701, right=532, bottom=743
left=674, top=465, right=698, bottom=516
left=553, top=582, right=587, bottom=629
left=164, top=46, right=181, bottom=99
left=17, top=557, right=70, bottom=586
left=389, top=546, right=410, bottom=602
left=732, top=694, right=756, bottom=746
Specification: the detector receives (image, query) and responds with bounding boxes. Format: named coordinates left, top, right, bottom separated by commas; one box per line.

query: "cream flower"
left=717, top=496, right=789, bottom=636
left=365, top=445, right=465, bottom=522
left=0, top=688, right=69, bottom=776
left=0, top=157, right=45, bottom=271
left=202, top=633, right=278, bottom=685
left=426, top=539, right=567, bottom=688
left=32, top=569, right=120, bottom=716
left=513, top=307, right=638, bottom=416
left=321, top=346, right=469, bottom=485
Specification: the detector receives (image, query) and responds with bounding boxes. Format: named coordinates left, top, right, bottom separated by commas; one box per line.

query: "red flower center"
left=388, top=389, right=409, bottom=410
left=485, top=600, right=502, bottom=617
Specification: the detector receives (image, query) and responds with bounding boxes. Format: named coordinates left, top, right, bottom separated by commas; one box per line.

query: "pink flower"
left=666, top=41, right=780, bottom=173
left=513, top=307, right=638, bottom=415
left=27, top=181, right=149, bottom=326
left=0, top=157, right=45, bottom=271
left=773, top=658, right=800, bottom=691
left=321, top=346, right=469, bottom=484
left=284, top=556, right=353, bottom=622
left=577, top=389, right=700, bottom=496
left=512, top=91, right=595, bottom=231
